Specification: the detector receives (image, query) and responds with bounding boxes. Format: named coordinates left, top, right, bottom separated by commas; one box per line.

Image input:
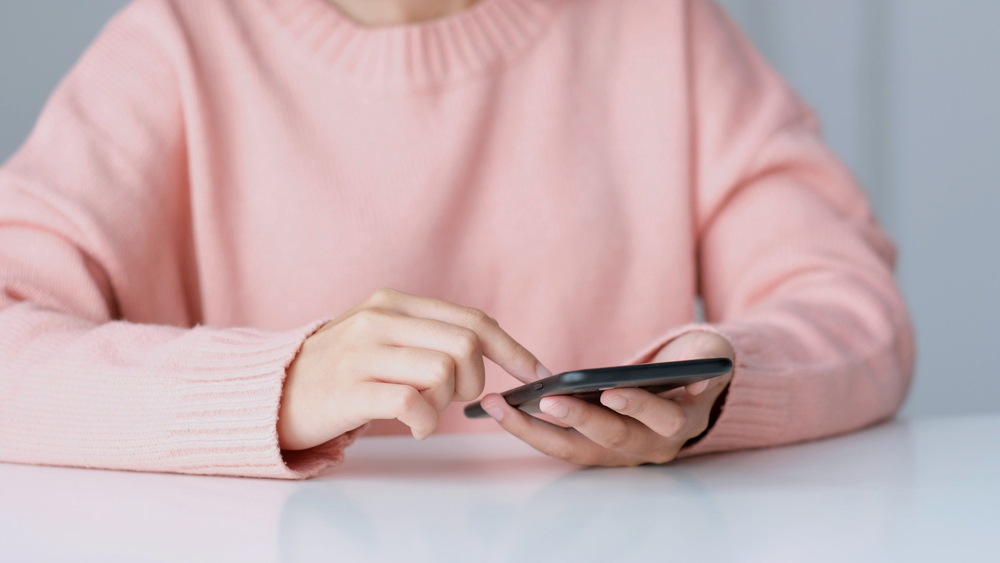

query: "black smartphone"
left=464, top=357, right=733, bottom=418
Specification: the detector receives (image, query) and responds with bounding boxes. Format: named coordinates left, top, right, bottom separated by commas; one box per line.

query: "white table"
left=1, top=414, right=998, bottom=562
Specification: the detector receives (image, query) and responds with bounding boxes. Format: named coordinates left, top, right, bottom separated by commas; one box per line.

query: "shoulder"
left=101, top=0, right=265, bottom=60
left=86, top=0, right=282, bottom=91
left=82, top=0, right=191, bottom=74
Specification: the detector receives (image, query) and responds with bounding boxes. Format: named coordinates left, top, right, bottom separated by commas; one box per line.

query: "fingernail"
left=484, top=405, right=504, bottom=421
left=601, top=394, right=627, bottom=410
left=536, top=362, right=553, bottom=380
left=539, top=398, right=568, bottom=418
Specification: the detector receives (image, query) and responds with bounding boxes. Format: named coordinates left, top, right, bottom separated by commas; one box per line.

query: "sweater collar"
left=263, top=0, right=561, bottom=89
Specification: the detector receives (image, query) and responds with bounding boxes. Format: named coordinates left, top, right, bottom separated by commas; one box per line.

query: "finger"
left=653, top=330, right=735, bottom=363
left=346, top=381, right=439, bottom=440
left=364, top=313, right=484, bottom=402
left=599, top=388, right=688, bottom=439
left=685, top=379, right=711, bottom=396
left=479, top=393, right=632, bottom=467
left=358, top=345, right=456, bottom=412
left=649, top=331, right=734, bottom=395
left=685, top=372, right=731, bottom=396
left=537, top=395, right=666, bottom=457
left=363, top=288, right=550, bottom=384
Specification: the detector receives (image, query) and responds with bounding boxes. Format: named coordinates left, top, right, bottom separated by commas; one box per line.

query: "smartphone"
left=464, top=357, right=733, bottom=419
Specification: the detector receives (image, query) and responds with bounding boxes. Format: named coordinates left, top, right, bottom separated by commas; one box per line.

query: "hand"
left=278, top=288, right=549, bottom=450
left=480, top=330, right=735, bottom=466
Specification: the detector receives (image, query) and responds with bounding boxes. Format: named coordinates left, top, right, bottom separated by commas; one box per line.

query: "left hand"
left=480, top=330, right=735, bottom=466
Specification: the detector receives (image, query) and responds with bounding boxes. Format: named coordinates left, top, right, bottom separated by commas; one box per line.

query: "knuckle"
left=604, top=424, right=631, bottom=451
left=366, top=287, right=399, bottom=307
left=464, top=307, right=492, bottom=328
left=549, top=443, right=576, bottom=463
left=453, top=328, right=480, bottom=358
left=624, top=396, right=647, bottom=417
left=393, top=387, right=422, bottom=413
left=425, top=390, right=450, bottom=413
left=428, top=353, right=455, bottom=383
left=351, top=307, right=385, bottom=328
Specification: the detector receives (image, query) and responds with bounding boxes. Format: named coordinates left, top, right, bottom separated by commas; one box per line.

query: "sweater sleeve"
left=630, top=0, right=915, bottom=455
left=0, top=1, right=359, bottom=479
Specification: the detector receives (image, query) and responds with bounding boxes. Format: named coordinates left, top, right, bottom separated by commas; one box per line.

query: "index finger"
left=364, top=288, right=550, bottom=384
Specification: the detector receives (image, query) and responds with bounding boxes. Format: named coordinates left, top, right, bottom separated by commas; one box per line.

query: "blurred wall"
left=2, top=1, right=998, bottom=416
left=719, top=0, right=1000, bottom=416
left=0, top=0, right=132, bottom=160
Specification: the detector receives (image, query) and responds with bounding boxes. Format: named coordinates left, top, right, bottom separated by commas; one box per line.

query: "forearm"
left=0, top=303, right=355, bottom=478
left=677, top=271, right=914, bottom=456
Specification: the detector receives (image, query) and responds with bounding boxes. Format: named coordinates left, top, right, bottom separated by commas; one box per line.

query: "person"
left=0, top=0, right=914, bottom=479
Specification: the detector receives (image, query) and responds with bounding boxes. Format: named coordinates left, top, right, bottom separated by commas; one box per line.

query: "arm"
left=0, top=1, right=352, bottom=479
left=677, top=0, right=914, bottom=454
left=0, top=3, right=550, bottom=478
left=482, top=0, right=914, bottom=464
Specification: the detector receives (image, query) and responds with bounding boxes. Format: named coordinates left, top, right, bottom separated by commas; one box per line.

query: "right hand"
left=277, top=288, right=550, bottom=450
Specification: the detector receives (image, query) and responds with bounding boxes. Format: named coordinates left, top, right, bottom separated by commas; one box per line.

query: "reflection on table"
left=1, top=414, right=998, bottom=562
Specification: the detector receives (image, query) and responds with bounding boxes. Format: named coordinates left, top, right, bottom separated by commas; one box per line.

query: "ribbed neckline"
left=262, top=0, right=561, bottom=89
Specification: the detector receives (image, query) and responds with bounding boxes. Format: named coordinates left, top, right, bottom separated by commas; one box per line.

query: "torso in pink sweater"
left=0, top=0, right=914, bottom=478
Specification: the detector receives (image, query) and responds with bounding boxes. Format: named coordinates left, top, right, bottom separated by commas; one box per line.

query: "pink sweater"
left=0, top=0, right=914, bottom=479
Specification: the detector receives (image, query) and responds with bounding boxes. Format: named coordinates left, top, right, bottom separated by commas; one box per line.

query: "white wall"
left=3, top=1, right=999, bottom=416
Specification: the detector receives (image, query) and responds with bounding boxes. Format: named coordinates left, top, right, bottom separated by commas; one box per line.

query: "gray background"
left=1, top=1, right=997, bottom=416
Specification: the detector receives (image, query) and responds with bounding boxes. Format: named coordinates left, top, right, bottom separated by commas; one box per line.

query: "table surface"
left=2, top=413, right=999, bottom=563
